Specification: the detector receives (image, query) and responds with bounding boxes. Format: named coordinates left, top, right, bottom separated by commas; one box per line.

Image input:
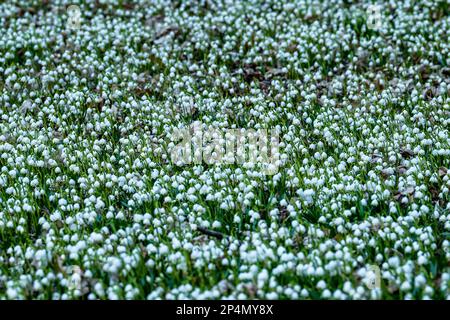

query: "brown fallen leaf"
left=441, top=67, right=450, bottom=77
left=192, top=235, right=209, bottom=245
left=122, top=3, right=135, bottom=9
left=287, top=43, right=297, bottom=53
left=259, top=79, right=271, bottom=94
left=370, top=153, right=383, bottom=164
left=279, top=206, right=288, bottom=222
left=244, top=284, right=257, bottom=298
left=381, top=169, right=393, bottom=179
left=400, top=148, right=415, bottom=158
left=387, top=282, right=399, bottom=294
left=439, top=167, right=448, bottom=177
left=139, top=243, right=148, bottom=258
left=397, top=165, right=408, bottom=175
left=418, top=64, right=431, bottom=81
left=155, top=25, right=180, bottom=39
left=243, top=67, right=263, bottom=83
left=428, top=185, right=440, bottom=204
left=394, top=187, right=415, bottom=203
left=265, top=68, right=286, bottom=78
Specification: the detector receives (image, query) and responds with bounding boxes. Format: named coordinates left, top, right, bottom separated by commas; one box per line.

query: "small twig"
left=197, top=227, right=225, bottom=240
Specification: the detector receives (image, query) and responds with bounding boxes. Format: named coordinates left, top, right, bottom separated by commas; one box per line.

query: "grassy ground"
left=0, top=0, right=449, bottom=299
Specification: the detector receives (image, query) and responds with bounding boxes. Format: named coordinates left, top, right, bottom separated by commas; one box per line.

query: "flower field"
left=0, top=0, right=449, bottom=299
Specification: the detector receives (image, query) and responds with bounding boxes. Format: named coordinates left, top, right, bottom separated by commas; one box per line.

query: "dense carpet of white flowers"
left=0, top=0, right=449, bottom=300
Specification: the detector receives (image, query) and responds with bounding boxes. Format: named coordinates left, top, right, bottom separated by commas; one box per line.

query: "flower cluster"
left=0, top=0, right=449, bottom=300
